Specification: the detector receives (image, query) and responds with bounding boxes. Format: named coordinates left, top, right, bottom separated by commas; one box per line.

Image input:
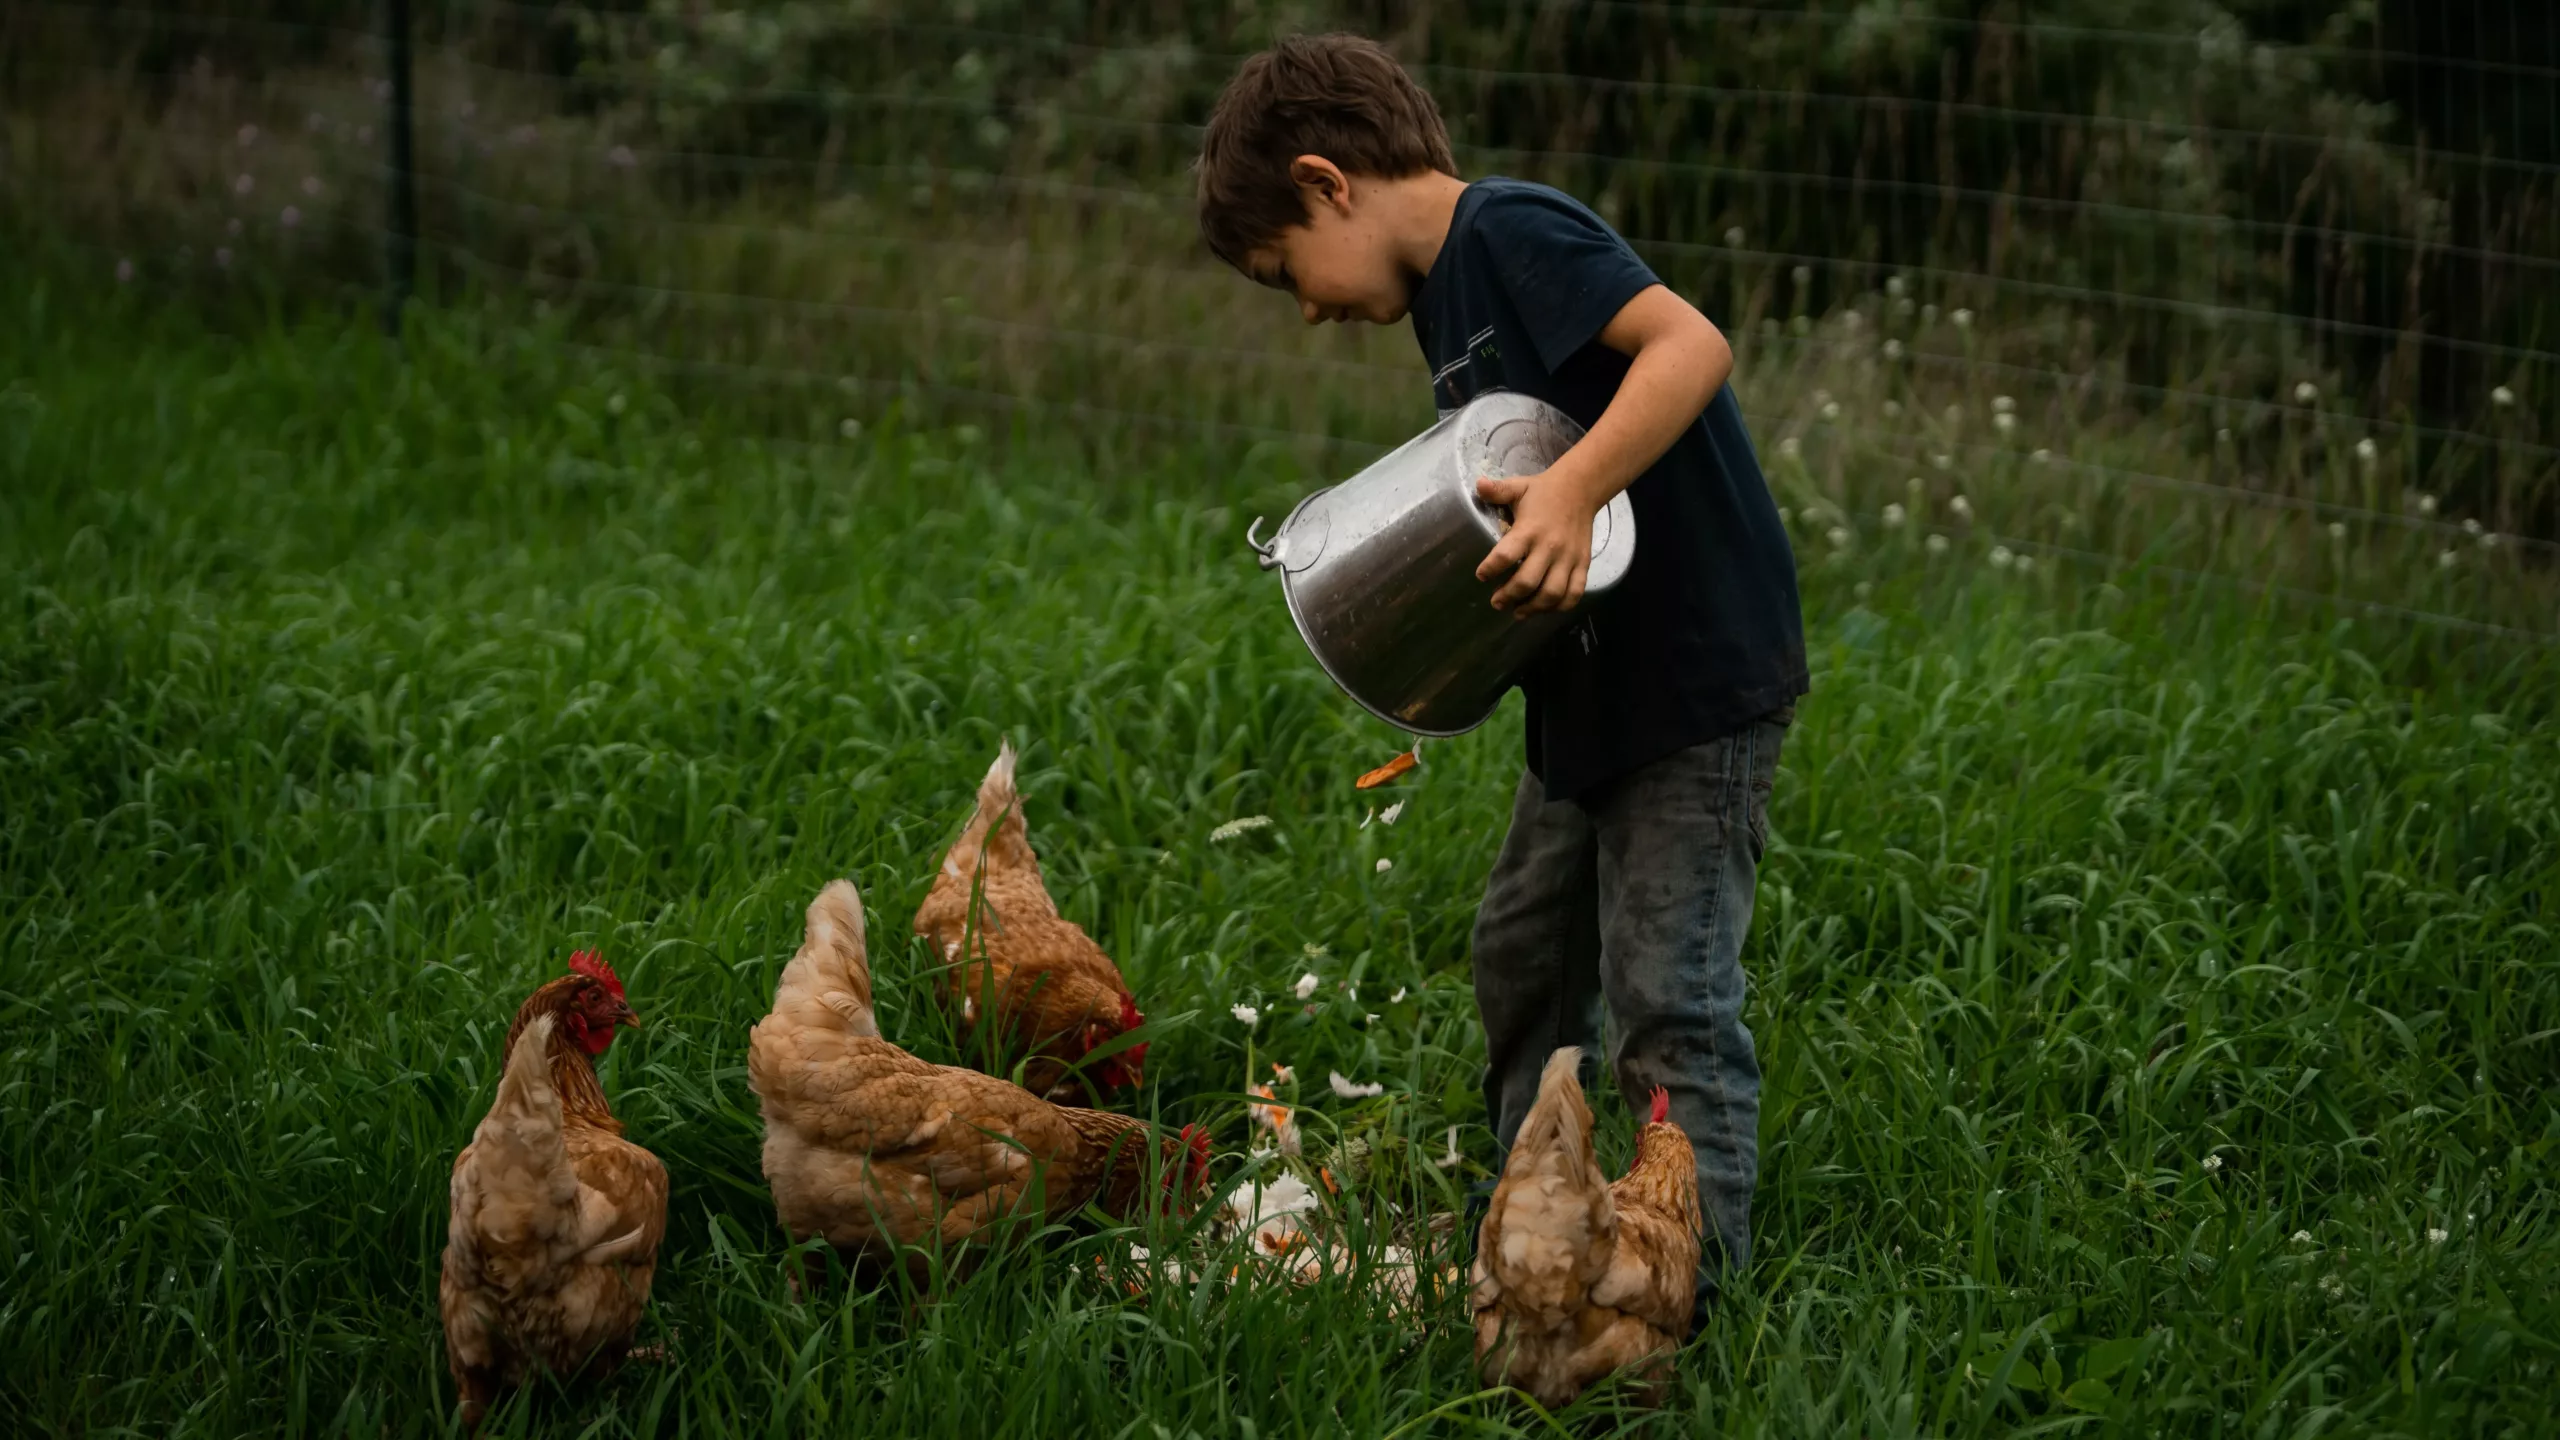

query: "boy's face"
left=1241, top=159, right=1415, bottom=327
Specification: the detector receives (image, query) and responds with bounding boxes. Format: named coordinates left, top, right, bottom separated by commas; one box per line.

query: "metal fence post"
left=384, top=0, right=417, bottom=337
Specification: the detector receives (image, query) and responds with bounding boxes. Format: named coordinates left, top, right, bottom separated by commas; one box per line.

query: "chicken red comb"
left=1647, top=1086, right=1670, bottom=1126
left=1118, top=992, right=1144, bottom=1031
left=569, top=950, right=625, bottom=999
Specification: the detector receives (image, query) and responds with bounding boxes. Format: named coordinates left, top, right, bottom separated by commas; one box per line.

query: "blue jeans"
left=1469, top=709, right=1787, bottom=1318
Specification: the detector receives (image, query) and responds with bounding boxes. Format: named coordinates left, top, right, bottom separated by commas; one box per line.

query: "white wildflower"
left=1379, top=800, right=1406, bottom=826
left=1906, top=474, right=1925, bottom=494
left=1388, top=986, right=1407, bottom=1003
left=1854, top=581, right=1873, bottom=601
left=839, top=418, right=863, bottom=440
left=1210, top=815, right=1272, bottom=842
left=1882, top=399, right=1903, bottom=418
left=1778, top=436, right=1801, bottom=461
left=2479, top=531, right=2498, bottom=549
left=1945, top=403, right=1964, bottom=425
left=2328, top=522, right=2347, bottom=540
left=1992, top=395, right=2016, bottom=413
left=1778, top=507, right=1792, bottom=525
left=1294, top=972, right=1320, bottom=1000
left=1723, top=226, right=1745, bottom=248
left=2014, top=553, right=2034, bottom=573
left=1882, top=503, right=1907, bottom=528
left=2201, top=1154, right=2223, bottom=1173
left=2291, top=1230, right=2314, bottom=1245
left=1791, top=265, right=1811, bottom=286
left=2417, top=492, right=2438, bottom=516
left=1826, top=526, right=1852, bottom=549
left=1926, top=533, right=1950, bottom=555
left=2030, top=448, right=2052, bottom=465
left=2491, top=385, right=2515, bottom=408
left=2438, top=549, right=2457, bottom=569
left=1922, top=303, right=1939, bottom=324
left=1883, top=339, right=1904, bottom=360
left=1951, top=495, right=1974, bottom=519
left=2462, top=517, right=2482, bottom=535
left=1993, top=413, right=2017, bottom=436
left=1952, top=308, right=1974, bottom=329
left=233, top=173, right=254, bottom=196
left=2321, top=1275, right=2345, bottom=1297
left=1231, top=1003, right=1260, bottom=1026
left=1329, top=1071, right=1384, bottom=1099
left=2293, top=381, right=2318, bottom=404
left=1933, top=453, right=1953, bottom=471
left=2355, top=437, right=2377, bottom=466
left=279, top=205, right=300, bottom=229
left=606, top=392, right=627, bottom=416
left=1374, top=857, right=1393, bottom=873
left=2427, top=1227, right=2449, bottom=1244
left=1989, top=546, right=2014, bottom=569
left=1887, top=276, right=1907, bottom=298
left=1821, top=401, right=1841, bottom=421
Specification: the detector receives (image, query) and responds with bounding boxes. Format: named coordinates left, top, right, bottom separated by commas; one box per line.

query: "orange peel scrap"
left=1355, top=749, right=1419, bottom=790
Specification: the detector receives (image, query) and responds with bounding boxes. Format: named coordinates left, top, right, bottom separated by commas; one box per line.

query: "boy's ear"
left=1289, top=155, right=1354, bottom=214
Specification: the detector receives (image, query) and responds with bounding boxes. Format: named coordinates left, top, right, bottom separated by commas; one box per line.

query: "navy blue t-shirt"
left=1410, top=177, right=1807, bottom=802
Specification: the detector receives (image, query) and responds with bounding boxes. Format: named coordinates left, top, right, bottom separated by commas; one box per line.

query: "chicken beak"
left=616, top=1002, right=641, bottom=1029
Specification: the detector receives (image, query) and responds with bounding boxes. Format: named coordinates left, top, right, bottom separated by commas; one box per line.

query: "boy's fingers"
left=1476, top=533, right=1527, bottom=584
left=1497, top=548, right=1555, bottom=611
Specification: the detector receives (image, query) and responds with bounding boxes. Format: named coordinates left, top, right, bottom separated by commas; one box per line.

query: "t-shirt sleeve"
left=1473, top=189, right=1662, bottom=373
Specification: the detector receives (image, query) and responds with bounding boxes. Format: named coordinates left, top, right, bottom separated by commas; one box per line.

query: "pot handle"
left=1246, top=515, right=1284, bottom=571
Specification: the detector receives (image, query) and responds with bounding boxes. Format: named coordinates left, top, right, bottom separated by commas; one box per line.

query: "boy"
left=1197, top=35, right=1807, bottom=1322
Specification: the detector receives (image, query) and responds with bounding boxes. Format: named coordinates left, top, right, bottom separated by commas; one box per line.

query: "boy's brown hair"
left=1195, top=33, right=1456, bottom=268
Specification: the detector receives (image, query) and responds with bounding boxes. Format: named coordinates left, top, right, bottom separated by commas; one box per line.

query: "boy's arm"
left=1475, top=284, right=1735, bottom=614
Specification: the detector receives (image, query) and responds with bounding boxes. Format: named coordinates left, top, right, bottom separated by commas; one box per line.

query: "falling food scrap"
left=1248, top=1083, right=1302, bottom=1157
left=1355, top=738, right=1425, bottom=790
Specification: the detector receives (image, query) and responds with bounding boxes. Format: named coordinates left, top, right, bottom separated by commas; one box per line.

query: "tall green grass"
left=2, top=275, right=2555, bottom=1437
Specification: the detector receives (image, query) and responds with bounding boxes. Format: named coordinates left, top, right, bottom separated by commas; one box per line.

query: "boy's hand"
left=1476, top=471, right=1600, bottom=615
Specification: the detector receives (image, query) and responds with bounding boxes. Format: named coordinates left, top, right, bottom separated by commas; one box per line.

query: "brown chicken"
left=440, top=954, right=667, bottom=1429
left=753, top=877, right=1208, bottom=1279
left=1471, top=1047, right=1702, bottom=1410
left=914, top=741, right=1147, bottom=1100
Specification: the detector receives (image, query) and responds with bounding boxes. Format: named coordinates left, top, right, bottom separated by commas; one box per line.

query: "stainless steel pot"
left=1247, top=391, right=1636, bottom=736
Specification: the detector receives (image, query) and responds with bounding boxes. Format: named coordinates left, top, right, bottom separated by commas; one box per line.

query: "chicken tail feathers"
left=776, top=879, right=881, bottom=1038
left=1478, top=1047, right=1614, bottom=1324
left=1513, top=1047, right=1605, bottom=1194
left=479, top=1014, right=573, bottom=1184
left=938, top=740, right=1047, bottom=905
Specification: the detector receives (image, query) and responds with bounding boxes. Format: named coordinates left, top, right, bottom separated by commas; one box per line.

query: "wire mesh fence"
left=6, top=0, right=2554, bottom=643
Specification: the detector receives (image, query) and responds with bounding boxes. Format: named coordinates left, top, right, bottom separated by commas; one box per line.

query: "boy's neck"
left=1377, top=170, right=1472, bottom=286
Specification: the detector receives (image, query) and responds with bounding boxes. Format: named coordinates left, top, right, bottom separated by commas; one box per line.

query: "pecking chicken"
left=1471, top=1047, right=1702, bottom=1410
left=753, top=877, right=1209, bottom=1280
left=441, top=953, right=667, bottom=1430
left=914, top=741, right=1148, bottom=1101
